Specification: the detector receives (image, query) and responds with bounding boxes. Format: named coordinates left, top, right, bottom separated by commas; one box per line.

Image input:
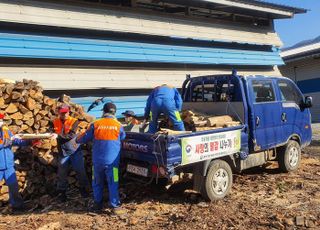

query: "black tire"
left=201, top=159, right=233, bottom=201
left=278, top=140, right=301, bottom=173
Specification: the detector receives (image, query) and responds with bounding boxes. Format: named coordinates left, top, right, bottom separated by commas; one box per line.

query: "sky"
left=266, top=0, right=320, bottom=48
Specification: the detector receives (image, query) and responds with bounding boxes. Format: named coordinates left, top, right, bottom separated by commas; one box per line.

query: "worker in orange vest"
left=77, top=102, right=126, bottom=214
left=51, top=104, right=89, bottom=202
left=122, top=110, right=140, bottom=131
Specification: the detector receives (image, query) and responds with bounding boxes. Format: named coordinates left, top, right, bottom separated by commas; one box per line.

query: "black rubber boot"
left=56, top=190, right=67, bottom=202
left=88, top=202, right=103, bottom=213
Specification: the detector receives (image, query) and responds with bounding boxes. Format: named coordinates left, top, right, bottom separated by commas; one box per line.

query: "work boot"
left=79, top=187, right=89, bottom=198
left=88, top=202, right=103, bottom=213
left=11, top=203, right=27, bottom=214
left=56, top=190, right=67, bottom=203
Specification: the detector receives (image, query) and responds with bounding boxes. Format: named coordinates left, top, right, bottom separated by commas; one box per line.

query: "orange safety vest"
left=53, top=117, right=78, bottom=135
left=93, top=117, right=122, bottom=141
left=0, top=126, right=10, bottom=144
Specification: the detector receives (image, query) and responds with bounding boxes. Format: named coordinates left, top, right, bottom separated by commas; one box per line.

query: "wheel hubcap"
left=288, top=146, right=299, bottom=167
left=212, top=168, right=229, bottom=195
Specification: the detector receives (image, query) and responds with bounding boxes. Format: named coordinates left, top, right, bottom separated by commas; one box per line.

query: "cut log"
left=25, top=118, right=35, bottom=127
left=10, top=112, right=23, bottom=120
left=14, top=82, right=25, bottom=90
left=0, top=97, right=5, bottom=107
left=11, top=91, right=22, bottom=100
left=5, top=103, right=18, bottom=114
left=40, top=120, right=49, bottom=127
left=43, top=97, right=56, bottom=106
left=5, top=83, right=14, bottom=95
left=14, top=119, right=24, bottom=126
left=35, top=114, right=42, bottom=122
left=206, top=115, right=233, bottom=127
left=26, top=97, right=36, bottom=110
left=21, top=124, right=29, bottom=131
left=19, top=104, right=30, bottom=114
left=23, top=111, right=33, bottom=121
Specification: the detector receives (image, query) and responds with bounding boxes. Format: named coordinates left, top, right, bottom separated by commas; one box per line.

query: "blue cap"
left=121, top=110, right=136, bottom=117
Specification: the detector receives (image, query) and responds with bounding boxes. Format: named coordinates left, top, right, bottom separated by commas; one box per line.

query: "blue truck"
left=121, top=73, right=313, bottom=201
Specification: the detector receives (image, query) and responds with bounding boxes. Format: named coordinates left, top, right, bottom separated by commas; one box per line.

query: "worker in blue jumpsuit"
left=144, top=84, right=185, bottom=133
left=0, top=113, right=34, bottom=211
left=77, top=103, right=126, bottom=214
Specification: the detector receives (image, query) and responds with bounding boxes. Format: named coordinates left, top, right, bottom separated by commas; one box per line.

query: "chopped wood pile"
left=0, top=79, right=94, bottom=207
left=181, top=110, right=241, bottom=132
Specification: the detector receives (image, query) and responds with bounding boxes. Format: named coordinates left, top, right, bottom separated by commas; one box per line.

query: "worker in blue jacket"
left=77, top=103, right=126, bottom=214
left=0, top=113, right=35, bottom=211
left=144, top=84, right=185, bottom=133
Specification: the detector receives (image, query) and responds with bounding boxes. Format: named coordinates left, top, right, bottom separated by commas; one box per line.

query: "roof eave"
left=165, top=0, right=307, bottom=19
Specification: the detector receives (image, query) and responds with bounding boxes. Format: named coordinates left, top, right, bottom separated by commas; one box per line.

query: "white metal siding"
left=309, top=92, right=320, bottom=122
left=0, top=66, right=281, bottom=90
left=279, top=58, right=320, bottom=81
left=280, top=58, right=320, bottom=123
left=0, top=0, right=283, bottom=47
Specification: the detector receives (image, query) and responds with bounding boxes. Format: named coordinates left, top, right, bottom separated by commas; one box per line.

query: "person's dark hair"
left=103, top=102, right=117, bottom=115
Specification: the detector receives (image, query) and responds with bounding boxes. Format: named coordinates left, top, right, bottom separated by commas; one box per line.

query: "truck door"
left=276, top=79, right=311, bottom=144
left=249, top=79, right=284, bottom=150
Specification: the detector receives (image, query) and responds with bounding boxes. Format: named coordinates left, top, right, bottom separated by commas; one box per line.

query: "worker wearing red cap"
left=77, top=102, right=126, bottom=214
left=51, top=104, right=89, bottom=202
left=0, top=113, right=34, bottom=211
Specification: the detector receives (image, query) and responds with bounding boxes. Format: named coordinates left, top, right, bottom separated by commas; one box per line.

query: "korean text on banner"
left=181, top=129, right=241, bottom=165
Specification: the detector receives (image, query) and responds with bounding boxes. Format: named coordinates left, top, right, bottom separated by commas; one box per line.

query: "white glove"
left=12, top=134, right=22, bottom=140
left=50, top=133, right=58, bottom=139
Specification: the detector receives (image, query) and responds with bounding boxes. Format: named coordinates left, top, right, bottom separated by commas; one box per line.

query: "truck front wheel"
left=201, top=159, right=233, bottom=201
left=278, top=140, right=301, bottom=172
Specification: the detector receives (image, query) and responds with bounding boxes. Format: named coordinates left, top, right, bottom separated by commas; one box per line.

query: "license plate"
left=127, top=164, right=148, bottom=177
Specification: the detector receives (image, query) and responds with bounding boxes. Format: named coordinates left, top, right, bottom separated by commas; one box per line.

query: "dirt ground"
left=0, top=128, right=319, bottom=230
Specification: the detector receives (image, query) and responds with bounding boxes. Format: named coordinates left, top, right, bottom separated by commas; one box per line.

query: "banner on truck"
left=181, top=129, right=241, bottom=165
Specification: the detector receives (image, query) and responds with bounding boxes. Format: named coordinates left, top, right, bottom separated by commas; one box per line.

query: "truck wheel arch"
left=201, top=155, right=236, bottom=177
left=288, top=134, right=301, bottom=145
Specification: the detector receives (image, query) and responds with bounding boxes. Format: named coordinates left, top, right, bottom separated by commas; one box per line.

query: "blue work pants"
left=0, top=167, right=24, bottom=208
left=148, top=98, right=185, bottom=133
left=92, top=159, right=120, bottom=208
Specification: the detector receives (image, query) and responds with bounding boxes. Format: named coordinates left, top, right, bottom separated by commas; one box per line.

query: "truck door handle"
left=281, top=113, right=287, bottom=122
left=256, top=116, right=260, bottom=126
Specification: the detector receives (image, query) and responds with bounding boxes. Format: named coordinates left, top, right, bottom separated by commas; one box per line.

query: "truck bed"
left=121, top=125, right=246, bottom=178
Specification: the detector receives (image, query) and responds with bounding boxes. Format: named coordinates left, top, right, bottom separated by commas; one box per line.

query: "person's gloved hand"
left=50, top=133, right=58, bottom=139
left=140, top=119, right=147, bottom=129
left=3, top=139, right=12, bottom=147
left=32, top=139, right=42, bottom=147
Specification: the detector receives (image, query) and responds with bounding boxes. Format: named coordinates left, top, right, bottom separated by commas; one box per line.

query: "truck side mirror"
left=303, top=96, right=313, bottom=108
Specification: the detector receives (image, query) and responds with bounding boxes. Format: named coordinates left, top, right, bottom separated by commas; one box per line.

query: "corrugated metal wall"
left=279, top=58, right=320, bottom=122
left=0, top=67, right=281, bottom=90
left=0, top=0, right=285, bottom=116
left=0, top=32, right=283, bottom=65
left=0, top=0, right=283, bottom=47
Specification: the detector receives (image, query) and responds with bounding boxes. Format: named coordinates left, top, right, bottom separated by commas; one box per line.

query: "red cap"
left=58, top=105, right=70, bottom=113
left=0, top=113, right=5, bottom=119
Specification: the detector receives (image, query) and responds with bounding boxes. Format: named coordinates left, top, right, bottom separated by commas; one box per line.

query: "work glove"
left=3, top=139, right=12, bottom=147
left=32, top=139, right=42, bottom=147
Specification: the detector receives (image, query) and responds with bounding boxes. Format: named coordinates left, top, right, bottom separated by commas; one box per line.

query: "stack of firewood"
left=181, top=110, right=241, bottom=132
left=0, top=79, right=94, bottom=207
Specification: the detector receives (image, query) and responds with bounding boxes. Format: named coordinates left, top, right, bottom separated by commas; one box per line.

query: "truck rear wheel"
left=201, top=159, right=233, bottom=201
left=278, top=140, right=301, bottom=172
